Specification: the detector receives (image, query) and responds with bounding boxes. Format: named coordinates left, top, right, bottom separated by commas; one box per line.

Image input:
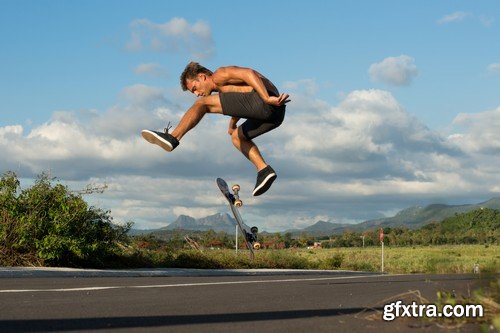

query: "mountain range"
left=286, top=197, right=500, bottom=236
left=165, top=213, right=251, bottom=234
left=129, top=213, right=251, bottom=236
left=130, top=198, right=500, bottom=236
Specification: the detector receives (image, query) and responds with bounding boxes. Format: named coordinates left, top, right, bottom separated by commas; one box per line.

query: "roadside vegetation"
left=117, top=239, right=499, bottom=274
left=1, top=170, right=498, bottom=274
left=1, top=170, right=498, bottom=330
left=0, top=171, right=130, bottom=268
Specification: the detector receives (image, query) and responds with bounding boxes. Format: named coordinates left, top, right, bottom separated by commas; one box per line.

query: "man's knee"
left=197, top=95, right=222, bottom=113
left=193, top=98, right=209, bottom=112
left=230, top=128, right=239, bottom=145
left=231, top=127, right=247, bottom=145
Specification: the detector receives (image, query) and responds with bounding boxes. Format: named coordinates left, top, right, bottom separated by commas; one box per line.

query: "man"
left=142, top=62, right=290, bottom=196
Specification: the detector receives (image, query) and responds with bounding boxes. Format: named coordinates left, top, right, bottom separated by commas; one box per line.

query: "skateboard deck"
left=216, top=178, right=256, bottom=259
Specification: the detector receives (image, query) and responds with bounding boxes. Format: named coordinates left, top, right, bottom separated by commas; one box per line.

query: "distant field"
left=155, top=244, right=499, bottom=274
left=292, top=244, right=499, bottom=274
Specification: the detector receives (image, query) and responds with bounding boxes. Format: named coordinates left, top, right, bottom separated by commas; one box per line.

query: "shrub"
left=0, top=171, right=130, bottom=267
left=255, top=250, right=311, bottom=269
left=172, top=251, right=224, bottom=269
left=321, top=253, right=345, bottom=269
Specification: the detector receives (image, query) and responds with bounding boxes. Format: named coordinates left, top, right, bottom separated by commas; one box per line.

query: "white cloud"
left=272, top=89, right=460, bottom=185
left=437, top=11, right=470, bottom=25
left=437, top=12, right=494, bottom=26
left=478, top=15, right=495, bottom=27
left=126, top=17, right=215, bottom=59
left=134, top=63, right=168, bottom=78
left=449, top=107, right=500, bottom=154
left=0, top=125, right=23, bottom=138
left=2, top=80, right=499, bottom=232
left=120, top=84, right=166, bottom=106
left=487, top=63, right=500, bottom=75
left=368, top=55, right=418, bottom=86
left=283, top=79, right=319, bottom=96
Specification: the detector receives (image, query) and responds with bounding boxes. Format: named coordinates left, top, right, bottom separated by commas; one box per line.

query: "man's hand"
left=267, top=93, right=290, bottom=106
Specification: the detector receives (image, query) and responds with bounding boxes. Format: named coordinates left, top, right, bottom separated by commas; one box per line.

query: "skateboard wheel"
left=253, top=242, right=261, bottom=250
left=234, top=199, right=243, bottom=207
left=251, top=226, right=258, bottom=234
left=232, top=184, right=240, bottom=192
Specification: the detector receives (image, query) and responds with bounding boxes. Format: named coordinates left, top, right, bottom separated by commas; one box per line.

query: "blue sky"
left=1, top=1, right=499, bottom=231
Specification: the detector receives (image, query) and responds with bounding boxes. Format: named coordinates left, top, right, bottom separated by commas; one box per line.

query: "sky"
left=1, top=0, right=499, bottom=231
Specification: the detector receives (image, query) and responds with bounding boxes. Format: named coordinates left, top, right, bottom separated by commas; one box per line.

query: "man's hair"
left=180, top=62, right=213, bottom=91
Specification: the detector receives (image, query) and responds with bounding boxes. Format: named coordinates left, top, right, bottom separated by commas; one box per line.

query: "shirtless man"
left=142, top=62, right=290, bottom=196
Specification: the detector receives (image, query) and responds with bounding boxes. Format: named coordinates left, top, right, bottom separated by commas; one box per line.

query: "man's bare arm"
left=213, top=66, right=290, bottom=106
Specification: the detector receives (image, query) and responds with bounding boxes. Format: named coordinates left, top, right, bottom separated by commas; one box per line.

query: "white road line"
left=0, top=274, right=384, bottom=294
left=0, top=286, right=123, bottom=293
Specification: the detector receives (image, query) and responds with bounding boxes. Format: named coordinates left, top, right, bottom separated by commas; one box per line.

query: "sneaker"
left=252, top=165, right=277, bottom=196
left=141, top=125, right=179, bottom=152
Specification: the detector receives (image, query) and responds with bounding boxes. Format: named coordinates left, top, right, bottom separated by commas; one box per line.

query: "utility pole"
left=235, top=224, right=238, bottom=254
left=379, top=228, right=385, bottom=272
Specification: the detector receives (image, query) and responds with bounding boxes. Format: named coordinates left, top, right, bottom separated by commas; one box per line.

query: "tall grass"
left=121, top=244, right=499, bottom=274
left=297, top=244, right=499, bottom=274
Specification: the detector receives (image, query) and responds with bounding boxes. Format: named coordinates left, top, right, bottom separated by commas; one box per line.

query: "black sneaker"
left=141, top=125, right=179, bottom=152
left=253, top=165, right=277, bottom=196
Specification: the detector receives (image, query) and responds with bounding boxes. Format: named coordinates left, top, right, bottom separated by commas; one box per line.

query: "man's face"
left=186, top=74, right=211, bottom=97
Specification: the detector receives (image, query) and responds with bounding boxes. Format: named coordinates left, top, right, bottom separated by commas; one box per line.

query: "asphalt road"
left=0, top=268, right=491, bottom=332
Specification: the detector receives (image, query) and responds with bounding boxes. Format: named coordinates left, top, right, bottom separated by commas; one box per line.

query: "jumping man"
left=141, top=62, right=290, bottom=196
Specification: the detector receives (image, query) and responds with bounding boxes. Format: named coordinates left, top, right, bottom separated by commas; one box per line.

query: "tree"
left=0, top=171, right=130, bottom=267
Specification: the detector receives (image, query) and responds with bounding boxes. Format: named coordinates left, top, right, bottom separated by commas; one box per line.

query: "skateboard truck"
left=233, top=187, right=258, bottom=244
left=232, top=184, right=242, bottom=207
left=217, top=178, right=259, bottom=259
left=250, top=227, right=260, bottom=249
left=247, top=226, right=258, bottom=242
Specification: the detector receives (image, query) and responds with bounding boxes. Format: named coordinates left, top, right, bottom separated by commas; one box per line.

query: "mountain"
left=164, top=215, right=197, bottom=230
left=480, top=197, right=500, bottom=209
left=284, top=221, right=351, bottom=236
left=129, top=198, right=500, bottom=237
left=164, top=213, right=251, bottom=234
left=287, top=198, right=500, bottom=236
left=357, top=197, right=500, bottom=230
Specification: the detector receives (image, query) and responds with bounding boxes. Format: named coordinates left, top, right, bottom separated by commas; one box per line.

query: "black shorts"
left=219, top=91, right=286, bottom=140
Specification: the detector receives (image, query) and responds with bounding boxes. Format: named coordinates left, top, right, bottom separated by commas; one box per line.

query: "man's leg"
left=142, top=94, right=222, bottom=152
left=233, top=129, right=277, bottom=196
left=171, top=94, right=223, bottom=141
left=231, top=118, right=281, bottom=196
left=231, top=128, right=267, bottom=171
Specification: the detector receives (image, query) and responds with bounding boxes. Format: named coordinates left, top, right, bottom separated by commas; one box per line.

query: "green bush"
left=321, top=253, right=345, bottom=269
left=255, top=250, right=311, bottom=269
left=0, top=171, right=130, bottom=267
left=172, top=250, right=225, bottom=269
left=343, top=260, right=377, bottom=272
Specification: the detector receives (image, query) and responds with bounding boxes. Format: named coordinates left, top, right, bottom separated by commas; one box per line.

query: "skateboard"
left=216, top=178, right=258, bottom=259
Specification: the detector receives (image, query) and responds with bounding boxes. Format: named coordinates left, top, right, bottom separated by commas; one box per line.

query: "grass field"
left=294, top=244, right=499, bottom=274
left=129, top=244, right=499, bottom=274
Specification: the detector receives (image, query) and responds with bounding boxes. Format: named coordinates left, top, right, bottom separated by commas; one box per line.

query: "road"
left=0, top=268, right=490, bottom=332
